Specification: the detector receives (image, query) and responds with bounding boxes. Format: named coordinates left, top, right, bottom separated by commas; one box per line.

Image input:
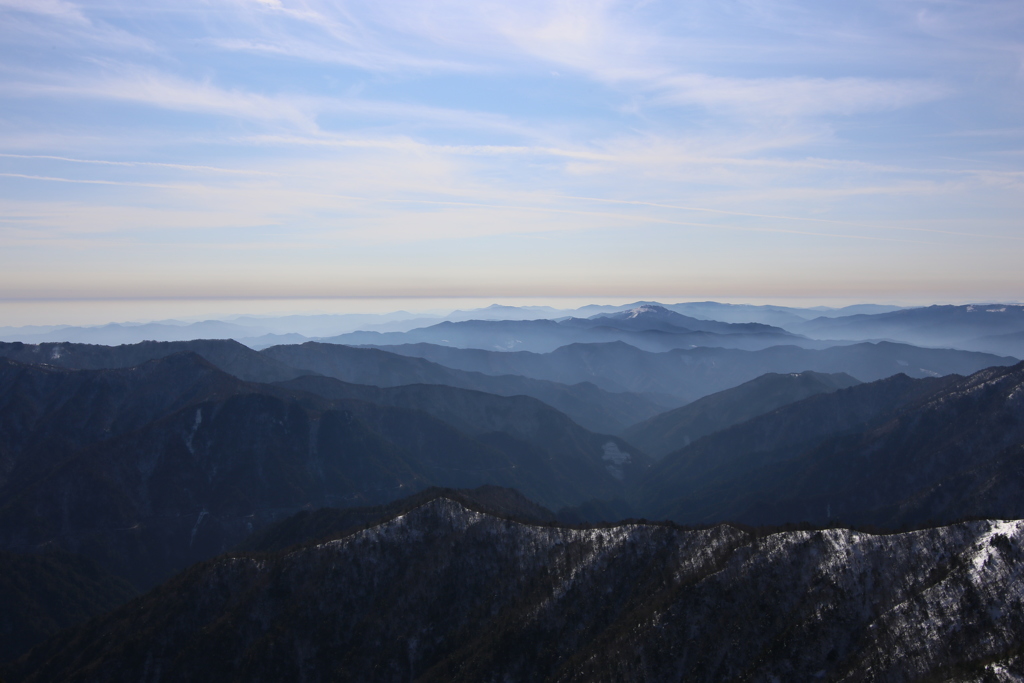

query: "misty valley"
left=2, top=301, right=1024, bottom=682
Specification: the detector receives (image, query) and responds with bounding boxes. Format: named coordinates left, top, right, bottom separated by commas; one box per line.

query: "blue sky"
left=1, top=0, right=1022, bottom=323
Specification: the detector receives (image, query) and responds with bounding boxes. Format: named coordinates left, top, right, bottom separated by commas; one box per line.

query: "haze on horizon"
left=1, top=0, right=1022, bottom=319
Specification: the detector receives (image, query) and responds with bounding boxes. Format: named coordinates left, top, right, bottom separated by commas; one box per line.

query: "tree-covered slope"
left=621, top=370, right=860, bottom=458
left=6, top=497, right=1023, bottom=682
left=633, top=362, right=1024, bottom=528
left=0, top=354, right=647, bottom=589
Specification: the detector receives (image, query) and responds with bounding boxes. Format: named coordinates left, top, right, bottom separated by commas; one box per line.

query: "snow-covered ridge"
left=624, top=305, right=662, bottom=319
left=292, top=503, right=1024, bottom=680
left=47, top=496, right=1024, bottom=682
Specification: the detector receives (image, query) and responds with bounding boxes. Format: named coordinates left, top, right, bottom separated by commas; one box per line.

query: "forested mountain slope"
left=7, top=496, right=1023, bottom=683
left=0, top=354, right=645, bottom=589
left=621, top=370, right=860, bottom=458
left=634, top=362, right=1024, bottom=528
left=262, top=341, right=675, bottom=432
left=0, top=339, right=310, bottom=384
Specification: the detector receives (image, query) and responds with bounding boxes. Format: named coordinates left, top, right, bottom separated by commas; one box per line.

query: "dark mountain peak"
left=433, top=318, right=562, bottom=329
left=0, top=347, right=235, bottom=392
left=580, top=305, right=793, bottom=337
left=276, top=340, right=338, bottom=351
left=131, top=337, right=245, bottom=349
left=264, top=340, right=441, bottom=373
left=411, top=485, right=558, bottom=524
left=127, top=348, right=218, bottom=372
left=636, top=360, right=1024, bottom=528
left=237, top=485, right=559, bottom=553
left=622, top=369, right=865, bottom=459
left=554, top=340, right=644, bottom=353
left=367, top=495, right=569, bottom=540
left=0, top=338, right=307, bottom=384
left=262, top=341, right=674, bottom=434
left=327, top=308, right=809, bottom=354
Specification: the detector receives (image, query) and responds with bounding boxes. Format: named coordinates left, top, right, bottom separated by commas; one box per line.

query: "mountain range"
left=0, top=352, right=647, bottom=591
left=2, top=300, right=1024, bottom=678
left=5, top=302, right=1022, bottom=360
left=374, top=339, right=1013, bottom=401
left=0, top=301, right=907, bottom=348
left=324, top=306, right=819, bottom=353
left=794, top=304, right=1024, bottom=354
left=0, top=339, right=676, bottom=434
left=5, top=495, right=1022, bottom=682
left=0, top=339, right=309, bottom=384
left=2, top=343, right=1019, bottom=593
left=261, top=341, right=677, bottom=432
left=631, top=362, right=1024, bottom=528
left=621, top=370, right=861, bottom=459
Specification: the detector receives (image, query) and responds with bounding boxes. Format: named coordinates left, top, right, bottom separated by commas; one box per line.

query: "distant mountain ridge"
left=622, top=370, right=861, bottom=458
left=633, top=361, right=1024, bottom=528
left=323, top=311, right=814, bottom=353
left=374, top=339, right=1014, bottom=401
left=5, top=302, right=1024, bottom=681
left=571, top=304, right=789, bottom=336
left=261, top=341, right=676, bottom=432
left=963, top=329, right=1024, bottom=359
left=0, top=352, right=649, bottom=589
left=0, top=300, right=909, bottom=347
left=795, top=303, right=1024, bottom=352
left=0, top=339, right=310, bottom=384
left=277, top=373, right=651, bottom=489
left=9, top=301, right=1021, bottom=360
left=0, top=339, right=677, bottom=433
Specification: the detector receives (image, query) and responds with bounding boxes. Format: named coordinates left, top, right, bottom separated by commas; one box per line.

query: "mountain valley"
left=1, top=300, right=1023, bottom=679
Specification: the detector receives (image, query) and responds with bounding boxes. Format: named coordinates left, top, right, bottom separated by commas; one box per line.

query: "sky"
left=1, top=0, right=1023, bottom=325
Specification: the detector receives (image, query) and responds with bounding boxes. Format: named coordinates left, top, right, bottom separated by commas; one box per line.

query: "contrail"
left=0, top=153, right=269, bottom=175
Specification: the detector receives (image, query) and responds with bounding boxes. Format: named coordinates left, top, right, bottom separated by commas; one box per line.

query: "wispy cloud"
left=0, top=153, right=272, bottom=175
left=1, top=62, right=552, bottom=140
left=641, top=73, right=947, bottom=117
left=3, top=66, right=318, bottom=129
left=0, top=172, right=175, bottom=188
left=0, top=0, right=88, bottom=24
left=206, top=0, right=485, bottom=73
left=0, top=0, right=154, bottom=51
left=348, top=1, right=950, bottom=118
left=1, top=0, right=1022, bottom=305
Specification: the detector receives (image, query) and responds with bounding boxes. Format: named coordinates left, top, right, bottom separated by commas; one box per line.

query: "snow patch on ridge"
left=602, top=442, right=630, bottom=480
left=189, top=509, right=207, bottom=548
left=968, top=519, right=1023, bottom=576
left=185, top=408, right=202, bottom=454
left=626, top=306, right=658, bottom=319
